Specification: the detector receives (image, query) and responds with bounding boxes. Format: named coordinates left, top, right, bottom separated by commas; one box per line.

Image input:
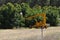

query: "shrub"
left=46, top=6, right=59, bottom=26
left=0, top=3, right=15, bottom=28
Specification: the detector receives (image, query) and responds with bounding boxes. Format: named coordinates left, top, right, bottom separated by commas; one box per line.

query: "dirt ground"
left=0, top=26, right=60, bottom=40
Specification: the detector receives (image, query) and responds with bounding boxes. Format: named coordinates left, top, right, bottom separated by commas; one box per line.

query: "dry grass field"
left=0, top=26, right=60, bottom=40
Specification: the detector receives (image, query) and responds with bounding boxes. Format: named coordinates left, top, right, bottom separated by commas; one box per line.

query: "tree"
left=46, top=6, right=59, bottom=26
left=0, top=3, right=15, bottom=28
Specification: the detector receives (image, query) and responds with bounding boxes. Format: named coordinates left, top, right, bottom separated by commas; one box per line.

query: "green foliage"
left=58, top=7, right=60, bottom=18
left=21, top=3, right=35, bottom=27
left=14, top=3, right=22, bottom=13
left=0, top=0, right=60, bottom=7
left=21, top=3, right=33, bottom=17
left=0, top=2, right=59, bottom=29
left=33, top=5, right=42, bottom=14
left=0, top=3, right=15, bottom=28
left=32, top=5, right=43, bottom=23
left=36, top=16, right=43, bottom=22
left=0, top=3, right=22, bottom=29
left=45, top=6, right=59, bottom=26
left=14, top=3, right=22, bottom=28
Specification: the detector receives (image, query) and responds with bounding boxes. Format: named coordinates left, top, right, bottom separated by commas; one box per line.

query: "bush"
left=45, top=6, right=59, bottom=26
left=0, top=3, right=15, bottom=28
left=0, top=3, right=22, bottom=28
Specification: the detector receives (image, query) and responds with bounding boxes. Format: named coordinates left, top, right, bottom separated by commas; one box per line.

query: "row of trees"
left=0, top=2, right=59, bottom=29
left=0, top=0, right=60, bottom=7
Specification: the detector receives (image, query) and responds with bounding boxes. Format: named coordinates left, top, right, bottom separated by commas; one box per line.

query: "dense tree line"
left=0, top=0, right=60, bottom=29
left=0, top=2, right=59, bottom=29
left=0, top=0, right=60, bottom=7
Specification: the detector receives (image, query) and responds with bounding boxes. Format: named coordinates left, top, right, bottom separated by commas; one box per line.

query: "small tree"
left=0, top=3, right=15, bottom=28
left=46, top=6, right=59, bottom=26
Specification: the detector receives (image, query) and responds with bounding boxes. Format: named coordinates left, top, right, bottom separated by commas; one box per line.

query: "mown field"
left=0, top=26, right=60, bottom=40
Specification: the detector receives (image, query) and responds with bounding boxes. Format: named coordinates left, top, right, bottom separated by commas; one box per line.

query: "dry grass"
left=0, top=26, right=60, bottom=40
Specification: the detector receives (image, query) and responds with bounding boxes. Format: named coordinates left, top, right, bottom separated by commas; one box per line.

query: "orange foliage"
left=26, top=13, right=46, bottom=28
